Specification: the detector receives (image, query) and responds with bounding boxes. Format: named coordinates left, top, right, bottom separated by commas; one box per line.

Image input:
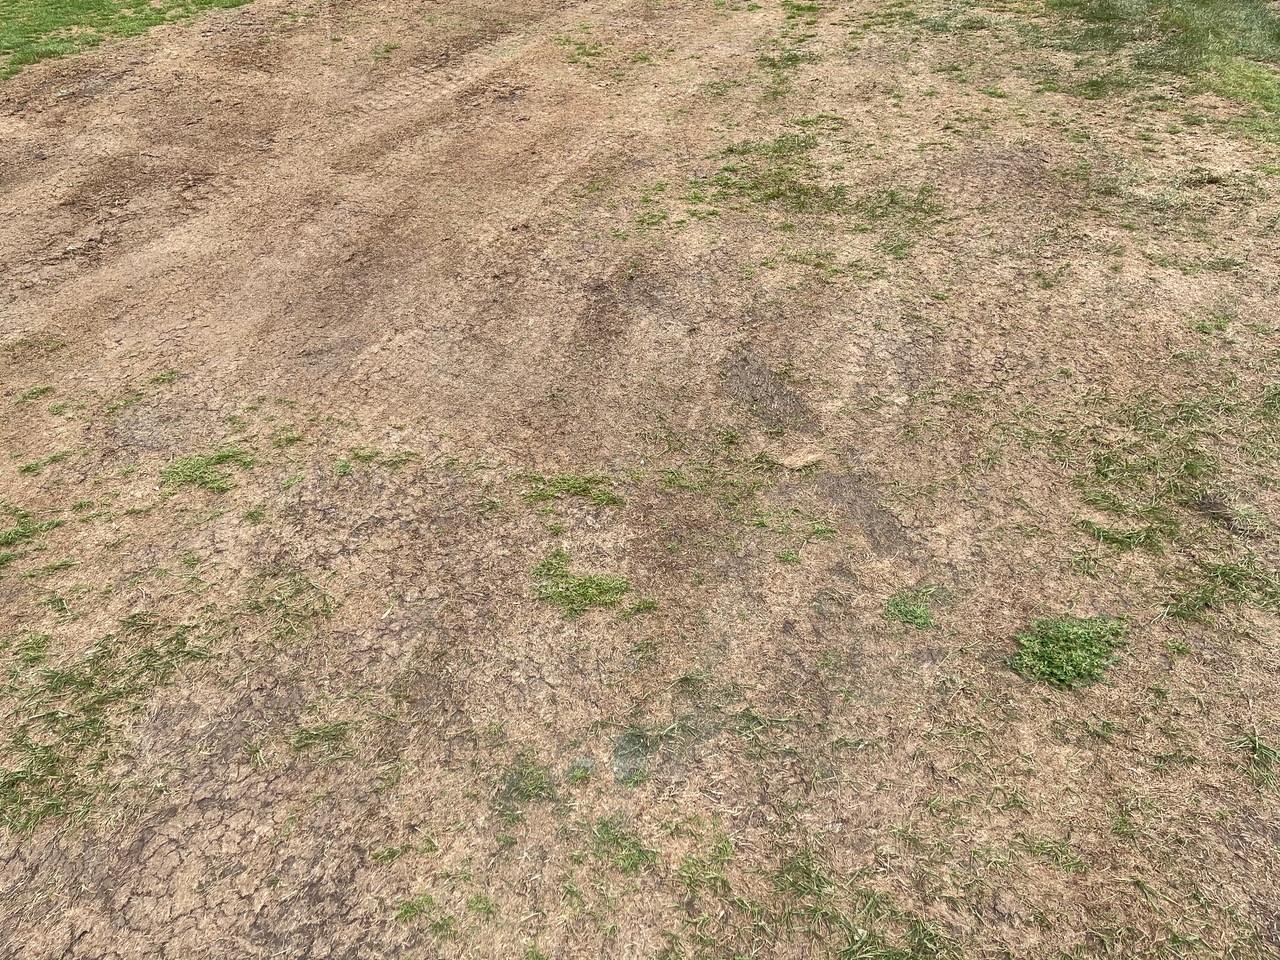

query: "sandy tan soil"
left=1, top=0, right=1279, bottom=957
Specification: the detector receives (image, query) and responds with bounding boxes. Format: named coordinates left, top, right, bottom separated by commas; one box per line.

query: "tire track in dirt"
left=3, top=0, right=776, bottom=427
left=357, top=32, right=532, bottom=115
left=0, top=1, right=580, bottom=308
left=175, top=172, right=249, bottom=218
left=1, top=0, right=786, bottom=481
left=250, top=6, right=776, bottom=432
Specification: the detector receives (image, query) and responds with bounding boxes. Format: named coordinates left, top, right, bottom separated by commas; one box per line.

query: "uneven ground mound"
left=2, top=0, right=1279, bottom=956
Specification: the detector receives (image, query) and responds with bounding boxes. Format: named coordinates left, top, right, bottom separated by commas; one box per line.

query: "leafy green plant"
left=467, top=893, right=498, bottom=918
left=1009, top=615, right=1129, bottom=689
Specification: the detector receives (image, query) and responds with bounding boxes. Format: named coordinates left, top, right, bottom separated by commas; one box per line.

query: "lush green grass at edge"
left=0, top=0, right=252, bottom=77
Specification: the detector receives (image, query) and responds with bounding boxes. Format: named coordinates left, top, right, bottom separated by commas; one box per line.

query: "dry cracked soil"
left=1, top=0, right=1279, bottom=957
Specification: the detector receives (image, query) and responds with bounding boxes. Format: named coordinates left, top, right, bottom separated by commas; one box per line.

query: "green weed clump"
left=532, top=549, right=630, bottom=618
left=16, top=386, right=52, bottom=403
left=1009, top=615, right=1129, bottom=689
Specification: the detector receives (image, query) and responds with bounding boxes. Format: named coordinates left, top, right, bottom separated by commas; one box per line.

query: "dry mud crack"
left=2, top=0, right=1279, bottom=957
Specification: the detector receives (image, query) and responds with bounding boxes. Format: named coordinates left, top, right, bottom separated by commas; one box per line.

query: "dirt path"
left=3, top=0, right=772, bottom=455
left=2, top=0, right=1279, bottom=957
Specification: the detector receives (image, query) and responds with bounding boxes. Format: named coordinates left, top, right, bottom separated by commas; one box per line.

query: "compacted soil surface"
left=2, top=0, right=1279, bottom=957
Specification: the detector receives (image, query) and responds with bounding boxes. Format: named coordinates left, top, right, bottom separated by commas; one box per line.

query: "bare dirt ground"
left=2, top=0, right=1279, bottom=957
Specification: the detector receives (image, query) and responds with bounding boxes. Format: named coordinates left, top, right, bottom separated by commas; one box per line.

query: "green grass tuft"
left=1045, top=0, right=1280, bottom=114
left=0, top=506, right=62, bottom=548
left=709, top=133, right=848, bottom=213
left=496, top=752, right=556, bottom=823
left=395, top=891, right=457, bottom=937
left=884, top=586, right=939, bottom=629
left=290, top=721, right=353, bottom=761
left=243, top=569, right=335, bottom=641
left=1164, top=554, right=1280, bottom=620
left=0, top=622, right=210, bottom=831
left=532, top=549, right=630, bottom=618
left=1230, top=727, right=1278, bottom=788
left=522, top=473, right=624, bottom=507
left=591, top=814, right=658, bottom=874
left=1047, top=0, right=1280, bottom=73
left=160, top=448, right=253, bottom=493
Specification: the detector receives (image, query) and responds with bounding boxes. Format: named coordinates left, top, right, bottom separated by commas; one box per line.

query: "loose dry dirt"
left=1, top=0, right=1278, bottom=958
